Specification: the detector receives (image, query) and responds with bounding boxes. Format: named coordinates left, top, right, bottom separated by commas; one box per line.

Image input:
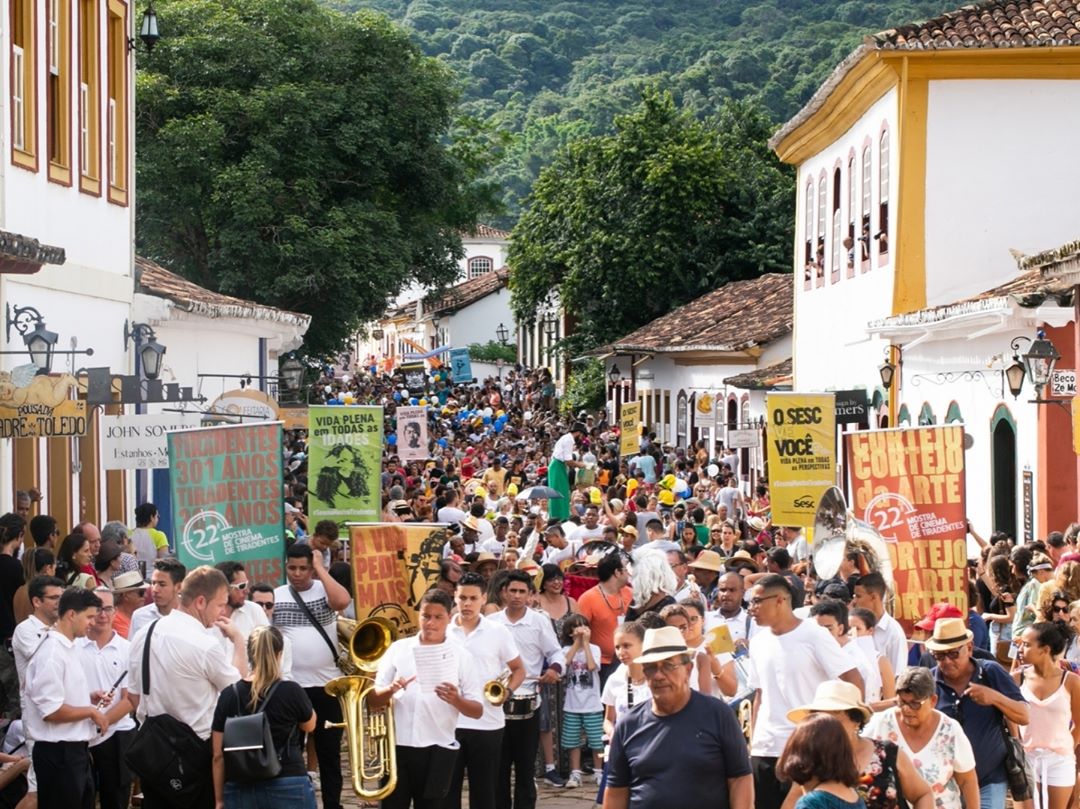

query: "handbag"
left=288, top=586, right=350, bottom=674
left=1001, top=717, right=1033, bottom=801
left=125, top=621, right=212, bottom=806
left=222, top=681, right=284, bottom=782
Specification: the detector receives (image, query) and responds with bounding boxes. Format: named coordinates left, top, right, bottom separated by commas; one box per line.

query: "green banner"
left=308, top=406, right=382, bottom=532
left=167, top=421, right=285, bottom=585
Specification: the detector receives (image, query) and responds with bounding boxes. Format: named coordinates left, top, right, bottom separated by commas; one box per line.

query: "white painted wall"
left=924, top=80, right=1080, bottom=307
left=792, top=90, right=898, bottom=395
left=445, top=287, right=514, bottom=349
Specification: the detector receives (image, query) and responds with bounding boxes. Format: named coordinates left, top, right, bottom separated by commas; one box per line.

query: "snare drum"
left=503, top=681, right=541, bottom=721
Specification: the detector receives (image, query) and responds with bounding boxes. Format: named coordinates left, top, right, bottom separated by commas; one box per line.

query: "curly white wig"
left=630, top=546, right=677, bottom=607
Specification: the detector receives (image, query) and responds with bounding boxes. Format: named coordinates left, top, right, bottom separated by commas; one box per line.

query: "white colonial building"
left=769, top=0, right=1080, bottom=538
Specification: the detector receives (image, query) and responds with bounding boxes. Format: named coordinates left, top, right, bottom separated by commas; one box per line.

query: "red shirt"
left=577, top=584, right=633, bottom=664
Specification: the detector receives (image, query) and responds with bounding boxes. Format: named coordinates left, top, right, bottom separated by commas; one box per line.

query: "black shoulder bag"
left=288, top=586, right=348, bottom=673
left=125, top=620, right=213, bottom=806
left=222, top=681, right=284, bottom=782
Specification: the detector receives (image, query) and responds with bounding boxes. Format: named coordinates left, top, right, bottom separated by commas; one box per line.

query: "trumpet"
left=483, top=669, right=513, bottom=706
left=324, top=617, right=398, bottom=801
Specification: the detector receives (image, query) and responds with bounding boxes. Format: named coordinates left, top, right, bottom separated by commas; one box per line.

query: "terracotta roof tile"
left=724, top=358, right=793, bottom=391
left=596, top=273, right=793, bottom=354
left=135, top=256, right=311, bottom=327
left=426, top=267, right=509, bottom=316
left=0, top=229, right=65, bottom=269
left=464, top=224, right=511, bottom=240
left=874, top=0, right=1080, bottom=49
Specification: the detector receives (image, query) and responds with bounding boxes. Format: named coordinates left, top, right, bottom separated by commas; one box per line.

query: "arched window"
left=846, top=155, right=855, bottom=274
left=816, top=175, right=826, bottom=282
left=898, top=404, right=911, bottom=426
left=804, top=182, right=814, bottom=285
left=945, top=401, right=963, bottom=424
left=878, top=130, right=890, bottom=254
left=467, top=256, right=493, bottom=279
left=991, top=405, right=1018, bottom=537
left=861, top=145, right=872, bottom=265
left=918, top=402, right=936, bottom=426
left=831, top=168, right=841, bottom=280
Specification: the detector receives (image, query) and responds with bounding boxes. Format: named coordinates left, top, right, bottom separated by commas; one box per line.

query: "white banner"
left=101, top=412, right=203, bottom=470
left=727, top=427, right=760, bottom=449
left=395, top=405, right=429, bottom=462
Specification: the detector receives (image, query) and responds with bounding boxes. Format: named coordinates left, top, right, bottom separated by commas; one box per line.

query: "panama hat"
left=461, top=516, right=482, bottom=532
left=110, top=570, right=148, bottom=593
left=727, top=550, right=760, bottom=571
left=924, top=616, right=974, bottom=652
left=618, top=525, right=638, bottom=538
left=787, top=680, right=872, bottom=724
left=633, top=626, right=692, bottom=665
left=688, top=549, right=724, bottom=573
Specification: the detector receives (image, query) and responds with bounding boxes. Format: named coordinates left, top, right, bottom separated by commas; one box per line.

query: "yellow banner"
left=348, top=522, right=450, bottom=637
left=765, top=392, right=836, bottom=527
left=619, top=402, right=640, bottom=457
left=0, top=398, right=87, bottom=438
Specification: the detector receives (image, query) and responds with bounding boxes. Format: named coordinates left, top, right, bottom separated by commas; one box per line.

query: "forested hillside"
left=341, top=0, right=951, bottom=222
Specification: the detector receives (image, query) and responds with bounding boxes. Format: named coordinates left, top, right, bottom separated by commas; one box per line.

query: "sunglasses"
left=1053, top=605, right=1070, bottom=614
left=931, top=648, right=963, bottom=661
left=229, top=581, right=248, bottom=591
left=642, top=659, right=686, bottom=677
left=254, top=601, right=274, bottom=610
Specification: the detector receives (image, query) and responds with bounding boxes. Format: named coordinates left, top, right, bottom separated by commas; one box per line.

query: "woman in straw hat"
left=787, top=680, right=933, bottom=809
left=863, top=669, right=977, bottom=809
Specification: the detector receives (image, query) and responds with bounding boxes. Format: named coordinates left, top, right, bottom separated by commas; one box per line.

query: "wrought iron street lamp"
left=123, top=321, right=167, bottom=380
left=496, top=323, right=509, bottom=345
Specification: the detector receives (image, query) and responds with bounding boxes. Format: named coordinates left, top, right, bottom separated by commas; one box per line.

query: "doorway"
left=991, top=406, right=1018, bottom=539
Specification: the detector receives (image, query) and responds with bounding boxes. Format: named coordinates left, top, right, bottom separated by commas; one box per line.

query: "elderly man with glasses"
left=927, top=616, right=1028, bottom=809
left=603, top=625, right=752, bottom=809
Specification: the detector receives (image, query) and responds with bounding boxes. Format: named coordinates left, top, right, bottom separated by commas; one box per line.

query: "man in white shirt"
left=490, top=570, right=566, bottom=799
left=128, top=566, right=245, bottom=809
left=852, top=572, right=908, bottom=676
left=272, top=543, right=352, bottom=809
left=746, top=574, right=863, bottom=809
left=447, top=572, right=525, bottom=809
left=79, top=588, right=137, bottom=809
left=25, top=587, right=107, bottom=809
left=705, top=572, right=759, bottom=655
left=370, top=588, right=483, bottom=809
left=777, top=526, right=809, bottom=564
left=809, top=600, right=881, bottom=704
left=128, top=557, right=185, bottom=639
left=437, top=489, right=468, bottom=525
left=12, top=574, right=63, bottom=803
left=479, top=517, right=511, bottom=557
left=569, top=505, right=605, bottom=547
left=549, top=424, right=586, bottom=522
left=214, top=560, right=293, bottom=678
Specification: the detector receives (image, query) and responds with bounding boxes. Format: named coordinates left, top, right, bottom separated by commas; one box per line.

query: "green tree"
left=508, top=89, right=793, bottom=353
left=136, top=0, right=499, bottom=354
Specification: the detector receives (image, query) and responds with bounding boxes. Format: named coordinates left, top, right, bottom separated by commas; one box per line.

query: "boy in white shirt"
left=559, top=614, right=604, bottom=788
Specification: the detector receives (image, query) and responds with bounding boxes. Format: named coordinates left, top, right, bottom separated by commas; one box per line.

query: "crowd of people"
left=4, top=362, right=1080, bottom=809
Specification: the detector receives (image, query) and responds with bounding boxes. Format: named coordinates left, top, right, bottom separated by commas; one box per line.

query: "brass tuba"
left=483, top=669, right=512, bottom=706
left=812, top=486, right=894, bottom=586
left=324, top=617, right=398, bottom=801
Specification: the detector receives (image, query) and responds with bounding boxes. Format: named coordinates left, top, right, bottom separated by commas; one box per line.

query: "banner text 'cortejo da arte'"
left=846, top=425, right=967, bottom=632
left=168, top=422, right=285, bottom=585
left=765, top=393, right=836, bottom=526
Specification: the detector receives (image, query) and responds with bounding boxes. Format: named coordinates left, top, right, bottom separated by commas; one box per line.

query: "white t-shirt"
left=561, top=643, right=603, bottom=714
left=841, top=639, right=880, bottom=704
left=552, top=434, right=577, bottom=463
left=600, top=664, right=651, bottom=727
left=571, top=525, right=606, bottom=546
left=374, top=636, right=481, bottom=749
left=447, top=615, right=520, bottom=732
left=874, top=611, right=909, bottom=675
left=437, top=506, right=468, bottom=525
left=747, top=619, right=858, bottom=756
left=272, top=581, right=339, bottom=688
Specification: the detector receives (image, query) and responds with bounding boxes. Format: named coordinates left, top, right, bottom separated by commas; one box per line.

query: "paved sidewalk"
left=339, top=777, right=600, bottom=808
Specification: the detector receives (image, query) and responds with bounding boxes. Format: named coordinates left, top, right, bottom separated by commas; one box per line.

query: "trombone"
left=324, top=617, right=398, bottom=801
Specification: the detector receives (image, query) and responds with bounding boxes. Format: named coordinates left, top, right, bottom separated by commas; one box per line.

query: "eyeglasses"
left=749, top=594, right=781, bottom=607
left=897, top=695, right=928, bottom=711
left=254, top=601, right=274, bottom=610
left=229, top=581, right=248, bottom=591
left=98, top=606, right=116, bottom=614
left=931, top=648, right=963, bottom=661
left=642, top=659, right=686, bottom=677
left=1053, top=605, right=1070, bottom=614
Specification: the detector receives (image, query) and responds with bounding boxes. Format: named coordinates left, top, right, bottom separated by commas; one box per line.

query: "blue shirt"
left=933, top=658, right=1025, bottom=785
left=629, top=454, right=657, bottom=484
left=608, top=690, right=750, bottom=808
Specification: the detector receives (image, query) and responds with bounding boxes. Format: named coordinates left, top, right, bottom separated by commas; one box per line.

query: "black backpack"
left=222, top=681, right=284, bottom=783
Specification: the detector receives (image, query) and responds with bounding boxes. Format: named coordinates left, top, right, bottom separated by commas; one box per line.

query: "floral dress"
left=864, top=709, right=976, bottom=809
left=857, top=740, right=901, bottom=809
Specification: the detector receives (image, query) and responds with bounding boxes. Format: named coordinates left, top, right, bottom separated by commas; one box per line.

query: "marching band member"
left=448, top=572, right=526, bottom=809
left=370, top=588, right=483, bottom=809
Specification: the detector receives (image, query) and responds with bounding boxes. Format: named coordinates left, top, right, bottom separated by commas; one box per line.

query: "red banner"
left=846, top=426, right=967, bottom=634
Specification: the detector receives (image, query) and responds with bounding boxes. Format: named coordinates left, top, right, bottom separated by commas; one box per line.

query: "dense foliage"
left=468, top=340, right=517, bottom=363
left=509, top=90, right=793, bottom=353
left=346, top=0, right=952, bottom=220
left=560, top=359, right=605, bottom=418
left=136, top=0, right=499, bottom=354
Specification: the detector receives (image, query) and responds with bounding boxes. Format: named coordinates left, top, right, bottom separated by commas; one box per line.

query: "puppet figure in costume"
left=548, top=422, right=587, bottom=520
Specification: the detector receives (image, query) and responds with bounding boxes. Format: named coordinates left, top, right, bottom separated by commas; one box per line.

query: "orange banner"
left=846, top=425, right=967, bottom=634
left=347, top=522, right=450, bottom=637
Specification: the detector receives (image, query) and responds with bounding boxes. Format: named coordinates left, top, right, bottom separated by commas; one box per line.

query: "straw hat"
left=688, top=549, right=724, bottom=573
left=110, top=570, right=148, bottom=593
left=787, top=680, right=872, bottom=724
left=619, top=525, right=638, bottom=538
left=461, top=516, right=482, bottom=532
left=924, top=616, right=973, bottom=651
left=633, top=626, right=692, bottom=665
left=727, top=550, right=759, bottom=571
